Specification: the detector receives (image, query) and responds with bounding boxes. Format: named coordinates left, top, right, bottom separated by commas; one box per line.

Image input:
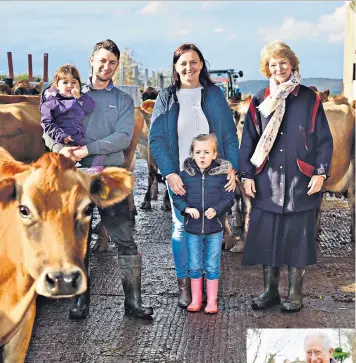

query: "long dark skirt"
left=241, top=207, right=317, bottom=268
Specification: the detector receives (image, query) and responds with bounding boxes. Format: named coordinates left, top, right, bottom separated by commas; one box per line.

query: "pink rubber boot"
left=187, top=278, right=203, bottom=312
left=204, top=279, right=219, bottom=314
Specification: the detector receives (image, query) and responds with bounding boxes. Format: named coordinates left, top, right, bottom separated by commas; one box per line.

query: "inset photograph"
left=247, top=329, right=355, bottom=363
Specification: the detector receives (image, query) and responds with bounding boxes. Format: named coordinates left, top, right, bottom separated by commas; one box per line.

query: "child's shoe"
left=204, top=279, right=219, bottom=314
left=187, top=278, right=203, bottom=312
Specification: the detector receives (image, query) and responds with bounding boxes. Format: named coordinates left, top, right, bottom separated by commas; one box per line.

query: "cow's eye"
left=19, top=205, right=31, bottom=218
left=84, top=203, right=94, bottom=217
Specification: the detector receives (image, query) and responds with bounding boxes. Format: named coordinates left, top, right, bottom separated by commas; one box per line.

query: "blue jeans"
left=186, top=231, right=223, bottom=280
left=167, top=185, right=188, bottom=279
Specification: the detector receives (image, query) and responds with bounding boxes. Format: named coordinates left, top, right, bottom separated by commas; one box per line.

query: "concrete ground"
left=25, top=159, right=355, bottom=363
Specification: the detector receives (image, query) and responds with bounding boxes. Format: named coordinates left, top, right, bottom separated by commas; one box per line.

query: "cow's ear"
left=89, top=167, right=134, bottom=208
left=0, top=161, right=29, bottom=178
left=141, top=99, right=156, bottom=115
left=0, top=178, right=16, bottom=204
left=244, top=95, right=252, bottom=103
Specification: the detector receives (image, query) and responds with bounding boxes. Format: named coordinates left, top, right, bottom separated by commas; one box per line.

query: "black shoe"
left=280, top=266, right=305, bottom=313
left=251, top=265, right=280, bottom=310
left=177, top=278, right=192, bottom=308
left=118, top=254, right=153, bottom=319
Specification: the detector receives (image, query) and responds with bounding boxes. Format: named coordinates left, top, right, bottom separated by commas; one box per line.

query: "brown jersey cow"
left=0, top=148, right=134, bottom=362
left=0, top=95, right=47, bottom=162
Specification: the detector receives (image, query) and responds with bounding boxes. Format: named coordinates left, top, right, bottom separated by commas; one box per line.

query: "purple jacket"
left=40, top=86, right=95, bottom=145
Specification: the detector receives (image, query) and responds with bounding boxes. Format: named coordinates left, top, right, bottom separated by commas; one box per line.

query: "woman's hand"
left=72, top=146, right=89, bottom=160
left=59, top=146, right=81, bottom=162
left=224, top=169, right=236, bottom=192
left=307, top=175, right=325, bottom=195
left=243, top=178, right=256, bottom=198
left=205, top=208, right=217, bottom=219
left=167, top=173, right=186, bottom=196
left=185, top=207, right=200, bottom=219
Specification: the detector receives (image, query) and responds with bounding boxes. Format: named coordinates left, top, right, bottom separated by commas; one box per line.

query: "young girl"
left=40, top=64, right=104, bottom=174
left=173, top=134, right=235, bottom=314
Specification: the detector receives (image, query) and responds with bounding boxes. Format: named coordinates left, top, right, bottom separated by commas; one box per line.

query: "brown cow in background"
left=0, top=80, right=42, bottom=95
left=0, top=95, right=46, bottom=161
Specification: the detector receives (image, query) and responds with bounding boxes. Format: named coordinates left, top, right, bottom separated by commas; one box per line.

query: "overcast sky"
left=0, top=1, right=345, bottom=81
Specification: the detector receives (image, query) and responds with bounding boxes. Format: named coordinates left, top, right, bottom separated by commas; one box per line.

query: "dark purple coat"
left=239, top=84, right=333, bottom=214
left=40, top=87, right=95, bottom=145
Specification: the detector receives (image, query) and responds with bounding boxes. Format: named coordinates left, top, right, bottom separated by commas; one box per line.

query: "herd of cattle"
left=0, top=81, right=355, bottom=362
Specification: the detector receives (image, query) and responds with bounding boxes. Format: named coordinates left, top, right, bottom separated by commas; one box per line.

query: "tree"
left=333, top=347, right=351, bottom=362
left=113, top=48, right=144, bottom=86
left=247, top=329, right=263, bottom=363
left=333, top=329, right=356, bottom=362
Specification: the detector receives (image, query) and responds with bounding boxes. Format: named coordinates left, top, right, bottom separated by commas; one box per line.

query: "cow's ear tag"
left=100, top=184, right=110, bottom=200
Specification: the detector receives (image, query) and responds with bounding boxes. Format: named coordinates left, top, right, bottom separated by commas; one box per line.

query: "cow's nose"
left=45, top=270, right=82, bottom=296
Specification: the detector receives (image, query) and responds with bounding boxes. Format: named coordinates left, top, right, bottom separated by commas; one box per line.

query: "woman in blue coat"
left=149, top=43, right=239, bottom=308
left=239, top=41, right=333, bottom=313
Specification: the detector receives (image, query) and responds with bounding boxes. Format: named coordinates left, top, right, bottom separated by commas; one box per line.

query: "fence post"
left=158, top=73, right=164, bottom=89
left=7, top=52, right=14, bottom=79
left=152, top=71, right=156, bottom=88
left=28, top=54, right=33, bottom=82
left=43, top=53, right=48, bottom=82
left=144, top=69, right=148, bottom=89
left=134, top=65, right=139, bottom=86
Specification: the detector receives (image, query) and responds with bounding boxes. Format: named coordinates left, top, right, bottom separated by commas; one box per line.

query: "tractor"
left=209, top=69, right=243, bottom=101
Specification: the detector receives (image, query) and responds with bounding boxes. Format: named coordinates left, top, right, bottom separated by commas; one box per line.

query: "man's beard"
left=96, top=72, right=112, bottom=82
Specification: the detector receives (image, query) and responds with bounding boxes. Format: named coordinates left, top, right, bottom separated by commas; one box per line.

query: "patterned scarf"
left=250, top=71, right=301, bottom=167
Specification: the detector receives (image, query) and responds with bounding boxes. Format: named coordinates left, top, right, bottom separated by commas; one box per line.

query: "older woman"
left=150, top=43, right=239, bottom=308
left=239, top=41, right=333, bottom=313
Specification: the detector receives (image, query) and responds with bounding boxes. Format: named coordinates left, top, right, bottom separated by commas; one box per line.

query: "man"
left=43, top=39, right=153, bottom=320
left=304, top=331, right=336, bottom=363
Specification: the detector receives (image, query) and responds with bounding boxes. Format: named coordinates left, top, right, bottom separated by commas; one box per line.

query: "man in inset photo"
left=304, top=331, right=336, bottom=363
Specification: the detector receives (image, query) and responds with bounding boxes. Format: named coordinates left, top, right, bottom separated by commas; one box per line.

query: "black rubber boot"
left=251, top=265, right=281, bottom=310
left=68, top=280, right=90, bottom=320
left=118, top=254, right=154, bottom=319
left=177, top=278, right=192, bottom=308
left=280, top=266, right=305, bottom=313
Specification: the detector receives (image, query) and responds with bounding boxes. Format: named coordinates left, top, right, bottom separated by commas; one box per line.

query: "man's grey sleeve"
left=42, top=133, right=65, bottom=153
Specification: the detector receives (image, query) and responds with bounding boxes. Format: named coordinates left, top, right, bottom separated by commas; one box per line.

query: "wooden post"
left=158, top=73, right=164, bottom=89
left=7, top=52, right=14, bottom=79
left=43, top=53, right=48, bottom=82
left=134, top=65, right=139, bottom=86
left=144, top=69, right=148, bottom=89
left=152, top=71, right=156, bottom=88
left=28, top=54, right=33, bottom=81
